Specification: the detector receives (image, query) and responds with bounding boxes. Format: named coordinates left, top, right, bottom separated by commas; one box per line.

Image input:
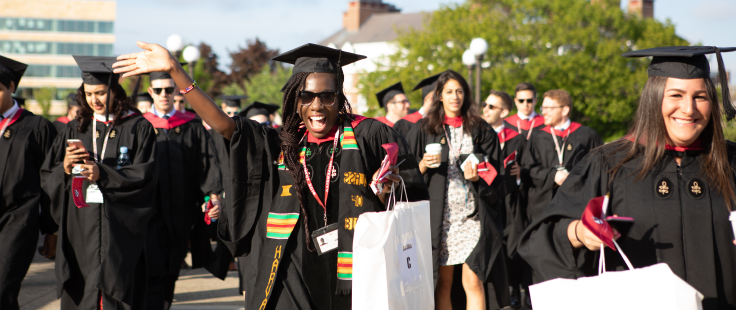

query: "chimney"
left=343, top=0, right=400, bottom=32
left=628, top=0, right=653, bottom=19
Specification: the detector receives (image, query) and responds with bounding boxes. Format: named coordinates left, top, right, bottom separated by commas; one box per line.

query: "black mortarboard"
left=219, top=95, right=248, bottom=108
left=73, top=55, right=120, bottom=121
left=136, top=92, right=153, bottom=103
left=150, top=71, right=172, bottom=81
left=622, top=46, right=736, bottom=120
left=375, top=82, right=404, bottom=108
left=272, top=43, right=366, bottom=76
left=0, top=55, right=28, bottom=90
left=13, top=97, right=25, bottom=108
left=412, top=72, right=442, bottom=101
left=66, top=93, right=79, bottom=107
left=242, top=101, right=280, bottom=119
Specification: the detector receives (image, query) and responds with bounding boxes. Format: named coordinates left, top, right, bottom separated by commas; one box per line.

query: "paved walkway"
left=19, top=237, right=245, bottom=310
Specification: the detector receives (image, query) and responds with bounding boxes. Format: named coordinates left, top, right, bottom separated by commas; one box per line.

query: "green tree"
left=34, top=87, right=55, bottom=119
left=358, top=0, right=688, bottom=140
left=221, top=64, right=292, bottom=105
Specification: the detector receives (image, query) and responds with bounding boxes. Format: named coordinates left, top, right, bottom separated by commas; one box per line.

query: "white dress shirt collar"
left=553, top=118, right=571, bottom=131
left=1, top=101, right=19, bottom=119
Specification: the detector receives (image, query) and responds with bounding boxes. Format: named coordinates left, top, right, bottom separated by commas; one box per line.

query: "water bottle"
left=116, top=146, right=131, bottom=170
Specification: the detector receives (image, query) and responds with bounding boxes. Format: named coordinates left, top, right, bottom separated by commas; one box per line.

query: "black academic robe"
left=521, top=123, right=602, bottom=222
left=392, top=111, right=423, bottom=138
left=217, top=116, right=429, bottom=310
left=503, top=114, right=545, bottom=141
left=53, top=116, right=72, bottom=133
left=405, top=119, right=510, bottom=309
left=143, top=112, right=222, bottom=279
left=41, top=115, right=158, bottom=310
left=0, top=109, right=57, bottom=310
left=497, top=127, right=527, bottom=258
left=518, top=141, right=736, bottom=310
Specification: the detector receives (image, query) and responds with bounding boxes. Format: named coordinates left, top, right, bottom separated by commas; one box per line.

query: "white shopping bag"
left=352, top=181, right=434, bottom=310
left=530, top=239, right=704, bottom=310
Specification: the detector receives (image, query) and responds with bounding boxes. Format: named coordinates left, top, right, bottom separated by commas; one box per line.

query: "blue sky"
left=114, top=0, right=736, bottom=76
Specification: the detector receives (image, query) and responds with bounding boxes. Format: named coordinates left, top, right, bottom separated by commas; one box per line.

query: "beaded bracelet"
left=179, top=80, right=197, bottom=95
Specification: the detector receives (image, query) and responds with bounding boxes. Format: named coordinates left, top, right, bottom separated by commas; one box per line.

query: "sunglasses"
left=152, top=87, right=176, bottom=95
left=299, top=91, right=337, bottom=106
left=517, top=98, right=534, bottom=104
left=482, top=102, right=499, bottom=110
left=389, top=100, right=410, bottom=105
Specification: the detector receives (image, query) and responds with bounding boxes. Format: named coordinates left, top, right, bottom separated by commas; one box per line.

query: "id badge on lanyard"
left=88, top=119, right=112, bottom=203
left=302, top=128, right=341, bottom=255
left=551, top=127, right=570, bottom=173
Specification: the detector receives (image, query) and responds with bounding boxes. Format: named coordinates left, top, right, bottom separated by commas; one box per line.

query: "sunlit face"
left=515, top=90, right=536, bottom=116
left=148, top=79, right=177, bottom=114
left=0, top=81, right=14, bottom=114
left=541, top=97, right=568, bottom=127
left=83, top=84, right=111, bottom=115
left=299, top=73, right=339, bottom=139
left=223, top=105, right=240, bottom=117
left=386, top=93, right=410, bottom=118
left=440, top=79, right=464, bottom=117
left=661, top=78, right=712, bottom=147
left=483, top=95, right=508, bottom=125
left=67, top=105, right=80, bottom=119
left=250, top=114, right=269, bottom=124
left=173, top=95, right=187, bottom=112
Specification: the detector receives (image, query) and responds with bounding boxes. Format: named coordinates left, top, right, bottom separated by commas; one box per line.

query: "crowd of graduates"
left=0, top=40, right=735, bottom=310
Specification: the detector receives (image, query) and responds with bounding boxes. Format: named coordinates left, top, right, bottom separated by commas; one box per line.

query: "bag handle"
left=598, top=239, right=635, bottom=275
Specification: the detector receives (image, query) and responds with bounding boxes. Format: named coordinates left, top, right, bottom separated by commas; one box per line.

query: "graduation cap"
left=622, top=46, right=736, bottom=120
left=0, top=55, right=28, bottom=91
left=412, top=72, right=442, bottom=101
left=241, top=101, right=280, bottom=119
left=66, top=93, right=79, bottom=107
left=73, top=55, right=120, bottom=121
left=150, top=71, right=172, bottom=81
left=272, top=44, right=366, bottom=75
left=136, top=92, right=153, bottom=103
left=219, top=95, right=248, bottom=108
left=375, top=82, right=404, bottom=108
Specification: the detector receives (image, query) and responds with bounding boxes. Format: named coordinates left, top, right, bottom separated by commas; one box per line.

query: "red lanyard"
left=0, top=108, right=18, bottom=137
left=517, top=118, right=536, bottom=140
left=550, top=127, right=571, bottom=167
left=92, top=118, right=113, bottom=163
left=301, top=128, right=340, bottom=227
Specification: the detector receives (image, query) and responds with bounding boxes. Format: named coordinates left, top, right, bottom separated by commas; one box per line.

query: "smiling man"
left=521, top=89, right=601, bottom=224
left=375, top=82, right=410, bottom=127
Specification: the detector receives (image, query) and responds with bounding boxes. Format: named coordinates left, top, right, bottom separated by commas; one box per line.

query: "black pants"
left=507, top=255, right=531, bottom=293
left=146, top=275, right=178, bottom=310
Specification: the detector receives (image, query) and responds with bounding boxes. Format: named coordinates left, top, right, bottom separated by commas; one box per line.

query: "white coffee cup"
left=730, top=211, right=736, bottom=240
left=425, top=143, right=442, bottom=168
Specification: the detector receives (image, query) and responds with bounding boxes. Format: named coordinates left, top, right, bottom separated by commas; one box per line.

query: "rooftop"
left=320, top=11, right=426, bottom=47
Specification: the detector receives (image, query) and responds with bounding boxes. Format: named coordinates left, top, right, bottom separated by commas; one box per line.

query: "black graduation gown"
left=497, top=127, right=527, bottom=258
left=41, top=115, right=158, bottom=310
left=217, top=117, right=429, bottom=310
left=518, top=141, right=736, bottom=310
left=144, top=113, right=222, bottom=279
left=405, top=119, right=510, bottom=309
left=54, top=119, right=69, bottom=134
left=521, top=123, right=602, bottom=222
left=0, top=109, right=57, bottom=310
left=503, top=114, right=545, bottom=141
left=392, top=111, right=423, bottom=138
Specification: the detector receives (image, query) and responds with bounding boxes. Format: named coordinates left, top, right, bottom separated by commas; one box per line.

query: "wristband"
left=179, top=80, right=197, bottom=94
left=574, top=220, right=583, bottom=245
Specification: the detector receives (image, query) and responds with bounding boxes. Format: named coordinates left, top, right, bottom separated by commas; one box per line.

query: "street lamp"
left=166, top=34, right=184, bottom=60
left=183, top=45, right=201, bottom=79
left=469, top=38, right=488, bottom=105
left=462, top=49, right=476, bottom=95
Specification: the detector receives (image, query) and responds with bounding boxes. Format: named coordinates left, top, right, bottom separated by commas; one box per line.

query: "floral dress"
left=438, top=125, right=481, bottom=266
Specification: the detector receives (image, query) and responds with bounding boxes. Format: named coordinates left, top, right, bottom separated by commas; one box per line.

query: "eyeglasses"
left=152, top=87, right=176, bottom=95
left=299, top=91, right=338, bottom=106
left=389, top=100, right=410, bottom=105
left=516, top=98, right=534, bottom=104
left=539, top=106, right=563, bottom=113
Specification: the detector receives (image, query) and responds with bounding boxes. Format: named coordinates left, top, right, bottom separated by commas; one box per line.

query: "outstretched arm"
left=113, top=41, right=236, bottom=140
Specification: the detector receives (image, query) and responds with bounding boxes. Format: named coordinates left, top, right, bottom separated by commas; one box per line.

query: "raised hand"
left=113, top=41, right=179, bottom=78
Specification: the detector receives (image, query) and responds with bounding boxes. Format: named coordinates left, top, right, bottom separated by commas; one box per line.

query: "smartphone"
left=67, top=139, right=86, bottom=151
left=606, top=216, right=634, bottom=237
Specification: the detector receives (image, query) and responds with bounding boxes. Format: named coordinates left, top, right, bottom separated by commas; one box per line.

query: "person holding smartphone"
left=41, top=56, right=157, bottom=310
left=406, top=70, right=508, bottom=310
left=518, top=46, right=736, bottom=310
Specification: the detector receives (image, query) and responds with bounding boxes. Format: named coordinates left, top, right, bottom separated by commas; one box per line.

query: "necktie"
left=163, top=115, right=170, bottom=133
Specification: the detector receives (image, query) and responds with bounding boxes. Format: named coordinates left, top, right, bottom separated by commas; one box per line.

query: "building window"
left=25, top=65, right=83, bottom=78
left=0, top=41, right=114, bottom=56
left=0, top=17, right=113, bottom=33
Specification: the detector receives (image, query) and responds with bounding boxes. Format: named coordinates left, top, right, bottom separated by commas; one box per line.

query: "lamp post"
left=462, top=49, right=476, bottom=96
left=183, top=45, right=201, bottom=79
left=166, top=34, right=184, bottom=60
left=469, top=38, right=488, bottom=105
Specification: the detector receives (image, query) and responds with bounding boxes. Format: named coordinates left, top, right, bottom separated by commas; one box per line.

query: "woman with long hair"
left=41, top=56, right=157, bottom=309
left=518, top=46, right=736, bottom=309
left=406, top=70, right=508, bottom=309
left=112, top=42, right=429, bottom=309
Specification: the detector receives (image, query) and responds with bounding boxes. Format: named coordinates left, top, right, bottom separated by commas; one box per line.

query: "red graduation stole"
left=375, top=116, right=394, bottom=127
left=143, top=111, right=196, bottom=129
left=505, top=114, right=545, bottom=131
left=444, top=116, right=462, bottom=128
left=497, top=127, right=519, bottom=144
left=540, top=122, right=582, bottom=138
left=401, top=111, right=423, bottom=124
left=1, top=108, right=23, bottom=129
left=56, top=115, right=71, bottom=124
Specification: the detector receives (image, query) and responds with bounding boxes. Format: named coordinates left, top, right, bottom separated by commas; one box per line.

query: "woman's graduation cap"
left=622, top=46, right=736, bottom=120
left=72, top=55, right=120, bottom=122
left=0, top=55, right=28, bottom=91
left=219, top=95, right=248, bottom=108
left=375, top=82, right=404, bottom=108
left=412, top=72, right=442, bottom=101
left=241, top=101, right=280, bottom=118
